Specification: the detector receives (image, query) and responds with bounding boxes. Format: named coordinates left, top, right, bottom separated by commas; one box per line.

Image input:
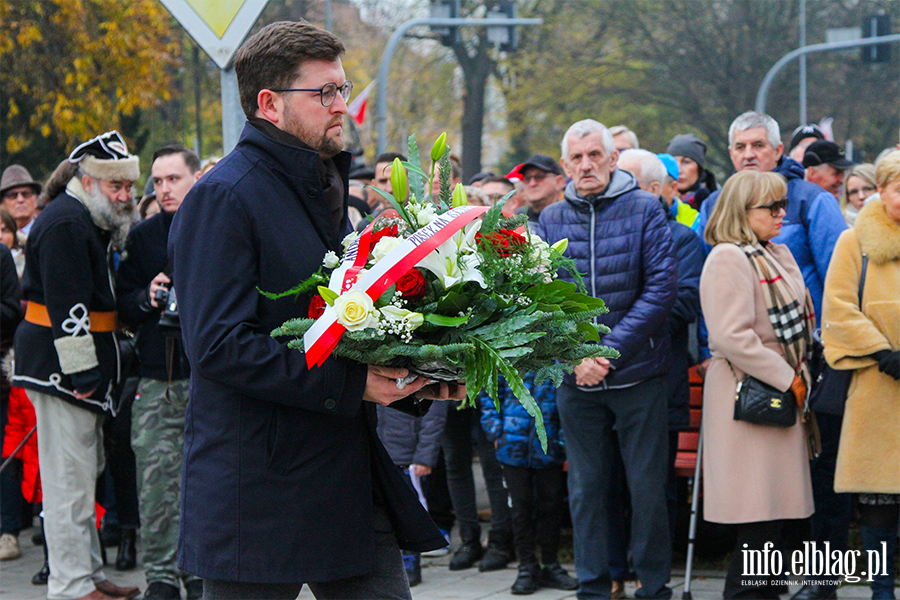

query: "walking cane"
left=0, top=424, right=36, bottom=474
left=682, top=424, right=703, bottom=600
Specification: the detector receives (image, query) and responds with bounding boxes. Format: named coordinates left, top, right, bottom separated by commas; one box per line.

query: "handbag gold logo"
left=770, top=397, right=782, bottom=408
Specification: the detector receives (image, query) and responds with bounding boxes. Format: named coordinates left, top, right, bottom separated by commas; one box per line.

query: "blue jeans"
left=558, top=378, right=672, bottom=600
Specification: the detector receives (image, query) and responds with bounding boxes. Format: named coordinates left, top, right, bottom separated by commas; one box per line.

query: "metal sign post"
left=159, top=0, right=270, bottom=152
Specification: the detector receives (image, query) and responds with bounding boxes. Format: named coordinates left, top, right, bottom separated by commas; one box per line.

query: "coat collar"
left=854, top=199, right=900, bottom=265
left=236, top=122, right=352, bottom=251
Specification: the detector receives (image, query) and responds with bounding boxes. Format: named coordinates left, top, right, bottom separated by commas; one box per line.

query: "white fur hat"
left=68, top=130, right=140, bottom=182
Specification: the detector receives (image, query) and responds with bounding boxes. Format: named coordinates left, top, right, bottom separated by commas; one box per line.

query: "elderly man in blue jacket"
left=169, top=21, right=455, bottom=600
left=535, top=119, right=677, bottom=600
left=693, top=111, right=847, bottom=600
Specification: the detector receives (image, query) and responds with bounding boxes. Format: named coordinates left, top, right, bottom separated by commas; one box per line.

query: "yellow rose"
left=333, top=291, right=377, bottom=331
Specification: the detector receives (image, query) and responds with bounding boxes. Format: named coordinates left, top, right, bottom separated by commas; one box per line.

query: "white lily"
left=416, top=221, right=486, bottom=289
left=379, top=305, right=424, bottom=330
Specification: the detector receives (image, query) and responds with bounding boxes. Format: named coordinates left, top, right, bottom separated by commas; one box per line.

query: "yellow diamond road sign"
left=160, top=0, right=270, bottom=69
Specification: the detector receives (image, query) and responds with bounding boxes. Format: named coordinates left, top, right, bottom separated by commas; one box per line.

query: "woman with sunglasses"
left=700, top=170, right=815, bottom=599
left=822, top=151, right=900, bottom=600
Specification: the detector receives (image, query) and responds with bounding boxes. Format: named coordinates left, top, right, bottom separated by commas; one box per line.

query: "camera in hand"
left=156, top=285, right=181, bottom=339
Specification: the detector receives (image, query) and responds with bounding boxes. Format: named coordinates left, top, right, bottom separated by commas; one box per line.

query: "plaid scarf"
left=737, top=243, right=815, bottom=385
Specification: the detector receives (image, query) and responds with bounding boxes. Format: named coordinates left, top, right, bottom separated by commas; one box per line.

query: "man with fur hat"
left=1, top=164, right=42, bottom=235
left=11, top=131, right=140, bottom=600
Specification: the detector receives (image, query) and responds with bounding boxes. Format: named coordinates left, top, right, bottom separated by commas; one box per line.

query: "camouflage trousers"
left=132, top=378, right=199, bottom=587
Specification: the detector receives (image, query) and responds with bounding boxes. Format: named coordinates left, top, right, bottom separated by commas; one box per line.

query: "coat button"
left=324, top=398, right=336, bottom=409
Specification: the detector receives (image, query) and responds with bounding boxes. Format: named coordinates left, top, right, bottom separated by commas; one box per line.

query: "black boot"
left=478, top=529, right=514, bottom=572
left=402, top=552, right=422, bottom=587
left=511, top=563, right=540, bottom=595
left=449, top=525, right=483, bottom=571
left=32, top=520, right=49, bottom=586
left=115, top=528, right=137, bottom=570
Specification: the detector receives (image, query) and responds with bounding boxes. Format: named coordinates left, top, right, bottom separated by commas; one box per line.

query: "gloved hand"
left=874, top=350, right=900, bottom=380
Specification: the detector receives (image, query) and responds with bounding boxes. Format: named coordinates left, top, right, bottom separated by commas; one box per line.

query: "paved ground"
left=1, top=531, right=892, bottom=600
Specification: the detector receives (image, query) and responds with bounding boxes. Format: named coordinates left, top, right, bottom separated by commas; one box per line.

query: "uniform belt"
left=25, top=301, right=119, bottom=332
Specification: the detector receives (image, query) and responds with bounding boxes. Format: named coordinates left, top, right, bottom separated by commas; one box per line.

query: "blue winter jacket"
left=535, top=170, right=678, bottom=388
left=480, top=374, right=565, bottom=468
left=664, top=204, right=705, bottom=431
left=693, top=157, right=846, bottom=324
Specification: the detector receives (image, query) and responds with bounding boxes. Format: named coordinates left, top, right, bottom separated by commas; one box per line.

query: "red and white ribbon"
left=303, top=205, right=488, bottom=368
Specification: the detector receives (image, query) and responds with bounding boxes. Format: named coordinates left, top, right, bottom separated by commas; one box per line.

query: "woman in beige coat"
left=700, top=170, right=814, bottom=599
left=822, top=150, right=900, bottom=600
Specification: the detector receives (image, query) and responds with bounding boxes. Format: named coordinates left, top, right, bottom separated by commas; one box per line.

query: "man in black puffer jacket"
left=535, top=119, right=677, bottom=600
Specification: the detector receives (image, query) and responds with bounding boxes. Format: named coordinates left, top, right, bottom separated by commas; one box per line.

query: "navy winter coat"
left=694, top=156, right=846, bottom=324
left=169, top=123, right=444, bottom=584
left=480, top=374, right=565, bottom=468
left=535, top=170, right=678, bottom=387
left=664, top=205, right=705, bottom=431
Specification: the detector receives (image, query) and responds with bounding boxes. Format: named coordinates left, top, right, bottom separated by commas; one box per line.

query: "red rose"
left=370, top=224, right=398, bottom=245
left=308, top=294, right=326, bottom=319
left=499, top=229, right=528, bottom=249
left=476, top=231, right=514, bottom=257
left=396, top=268, right=427, bottom=300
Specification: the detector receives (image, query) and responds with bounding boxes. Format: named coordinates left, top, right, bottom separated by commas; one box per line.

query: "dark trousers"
left=724, top=519, right=806, bottom=599
left=502, top=463, right=566, bottom=567
left=97, top=379, right=140, bottom=529
left=442, top=403, right=510, bottom=542
left=203, top=506, right=411, bottom=600
left=0, top=398, right=24, bottom=535
left=558, top=378, right=672, bottom=600
left=807, top=412, right=851, bottom=573
left=425, top=448, right=454, bottom=532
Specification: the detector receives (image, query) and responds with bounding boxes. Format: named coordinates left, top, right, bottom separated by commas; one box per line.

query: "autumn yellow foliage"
left=0, top=0, right=181, bottom=156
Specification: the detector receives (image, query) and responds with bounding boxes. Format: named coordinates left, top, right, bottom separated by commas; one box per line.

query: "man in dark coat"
left=12, top=130, right=141, bottom=600
left=535, top=120, right=677, bottom=600
left=169, top=21, right=453, bottom=600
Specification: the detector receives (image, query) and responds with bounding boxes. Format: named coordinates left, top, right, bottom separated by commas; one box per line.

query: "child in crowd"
left=480, top=374, right=579, bottom=595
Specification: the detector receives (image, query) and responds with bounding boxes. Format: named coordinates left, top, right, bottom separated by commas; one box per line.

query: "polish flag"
left=348, top=81, right=375, bottom=126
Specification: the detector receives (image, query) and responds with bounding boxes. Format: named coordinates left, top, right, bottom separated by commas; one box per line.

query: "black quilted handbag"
left=733, top=375, right=797, bottom=428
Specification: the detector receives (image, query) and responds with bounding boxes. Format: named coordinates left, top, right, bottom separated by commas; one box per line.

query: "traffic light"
left=862, top=14, right=891, bottom=63
left=430, top=0, right=460, bottom=47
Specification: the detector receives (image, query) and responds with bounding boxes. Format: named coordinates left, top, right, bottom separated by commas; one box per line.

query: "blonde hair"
left=705, top=170, right=787, bottom=246
left=875, top=150, right=900, bottom=189
left=838, top=163, right=876, bottom=211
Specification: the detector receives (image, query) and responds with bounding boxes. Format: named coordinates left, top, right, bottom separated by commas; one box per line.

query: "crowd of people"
left=0, top=18, right=898, bottom=600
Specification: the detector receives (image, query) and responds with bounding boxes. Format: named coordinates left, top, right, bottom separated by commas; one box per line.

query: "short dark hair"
left=480, top=175, right=514, bottom=190
left=234, top=21, right=345, bottom=119
left=152, top=144, right=201, bottom=173
left=374, top=152, right=407, bottom=165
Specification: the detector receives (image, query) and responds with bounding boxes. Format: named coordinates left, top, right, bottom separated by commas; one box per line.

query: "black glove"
left=137, top=285, right=155, bottom=313
left=70, top=367, right=102, bottom=396
left=873, top=350, right=900, bottom=381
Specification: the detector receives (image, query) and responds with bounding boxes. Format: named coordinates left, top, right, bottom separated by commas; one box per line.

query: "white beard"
left=81, top=180, right=135, bottom=249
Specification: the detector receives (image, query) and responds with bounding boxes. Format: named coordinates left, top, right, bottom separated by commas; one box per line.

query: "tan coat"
left=699, top=243, right=814, bottom=524
left=822, top=200, right=900, bottom=494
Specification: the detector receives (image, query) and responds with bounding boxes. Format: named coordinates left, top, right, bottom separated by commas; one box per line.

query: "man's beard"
left=283, top=103, right=343, bottom=158
left=83, top=183, right=135, bottom=249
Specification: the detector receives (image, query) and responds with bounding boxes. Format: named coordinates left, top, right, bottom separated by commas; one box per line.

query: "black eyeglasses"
left=750, top=197, right=789, bottom=216
left=270, top=81, right=353, bottom=107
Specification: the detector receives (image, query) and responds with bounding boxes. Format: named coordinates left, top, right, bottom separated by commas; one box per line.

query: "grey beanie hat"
left=666, top=134, right=707, bottom=169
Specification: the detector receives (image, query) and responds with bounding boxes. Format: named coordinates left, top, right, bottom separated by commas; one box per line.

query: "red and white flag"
left=348, top=80, right=375, bottom=126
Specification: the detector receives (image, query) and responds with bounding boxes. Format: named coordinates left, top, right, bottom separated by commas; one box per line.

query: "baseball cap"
left=802, top=140, right=855, bottom=169
left=520, top=154, right=564, bottom=176
left=789, top=124, right=825, bottom=152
